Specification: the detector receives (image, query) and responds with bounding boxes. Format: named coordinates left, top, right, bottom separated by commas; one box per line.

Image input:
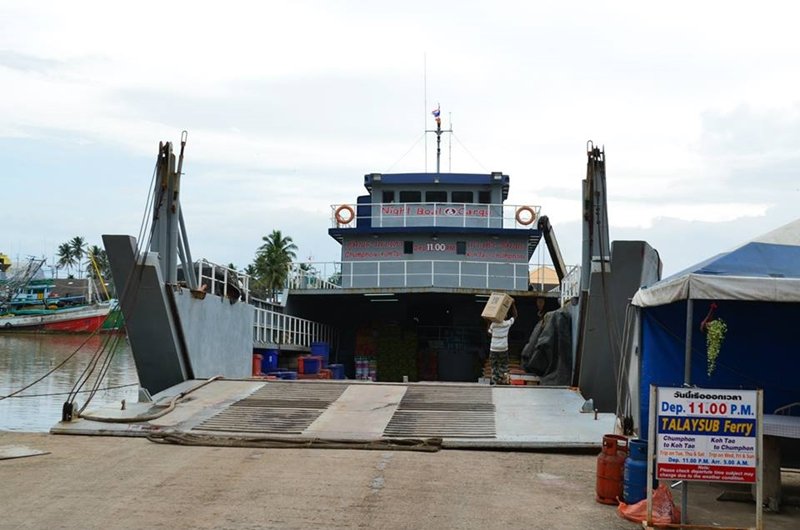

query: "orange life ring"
left=335, top=205, right=355, bottom=224
left=515, top=206, right=536, bottom=226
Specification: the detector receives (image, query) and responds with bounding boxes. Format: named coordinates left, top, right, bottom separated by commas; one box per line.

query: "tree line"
left=55, top=236, right=112, bottom=284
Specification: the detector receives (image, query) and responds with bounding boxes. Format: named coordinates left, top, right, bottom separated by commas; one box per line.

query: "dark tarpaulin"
left=521, top=307, right=573, bottom=385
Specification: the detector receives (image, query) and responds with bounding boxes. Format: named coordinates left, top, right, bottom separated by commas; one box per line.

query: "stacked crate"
left=375, top=324, right=417, bottom=382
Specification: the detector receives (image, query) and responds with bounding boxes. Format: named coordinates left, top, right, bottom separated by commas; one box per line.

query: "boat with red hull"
left=0, top=304, right=112, bottom=333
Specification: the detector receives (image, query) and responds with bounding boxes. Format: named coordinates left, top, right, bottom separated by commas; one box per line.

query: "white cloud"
left=2, top=1, right=800, bottom=275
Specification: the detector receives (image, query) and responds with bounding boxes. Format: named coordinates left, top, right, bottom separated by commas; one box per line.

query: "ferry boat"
left=282, top=170, right=564, bottom=382
left=100, top=130, right=569, bottom=391
left=68, top=132, right=658, bottom=448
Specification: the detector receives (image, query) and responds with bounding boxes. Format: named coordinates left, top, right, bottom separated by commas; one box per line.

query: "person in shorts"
left=487, top=300, right=518, bottom=385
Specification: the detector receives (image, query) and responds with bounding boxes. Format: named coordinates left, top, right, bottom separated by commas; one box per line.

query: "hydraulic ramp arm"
left=537, top=215, right=567, bottom=283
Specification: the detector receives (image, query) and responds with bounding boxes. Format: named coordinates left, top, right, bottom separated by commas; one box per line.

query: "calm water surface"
left=0, top=333, right=139, bottom=432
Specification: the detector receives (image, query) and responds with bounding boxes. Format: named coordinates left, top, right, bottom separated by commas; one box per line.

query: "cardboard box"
left=481, top=292, right=514, bottom=322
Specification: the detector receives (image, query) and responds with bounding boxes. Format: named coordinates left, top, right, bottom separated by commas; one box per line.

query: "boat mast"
left=87, top=273, right=93, bottom=304
left=426, top=104, right=452, bottom=174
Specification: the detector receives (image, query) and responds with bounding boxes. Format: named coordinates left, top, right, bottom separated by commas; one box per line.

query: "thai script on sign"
left=654, top=386, right=758, bottom=484
left=380, top=205, right=490, bottom=217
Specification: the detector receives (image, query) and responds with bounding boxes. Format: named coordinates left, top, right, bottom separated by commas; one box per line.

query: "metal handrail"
left=195, top=259, right=251, bottom=304
left=287, top=259, right=533, bottom=291
left=330, top=202, right=541, bottom=229
left=252, top=305, right=337, bottom=349
left=192, top=259, right=337, bottom=349
left=560, top=265, right=581, bottom=302
left=287, top=264, right=340, bottom=290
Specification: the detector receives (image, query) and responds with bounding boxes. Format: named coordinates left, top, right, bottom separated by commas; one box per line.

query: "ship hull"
left=0, top=305, right=111, bottom=333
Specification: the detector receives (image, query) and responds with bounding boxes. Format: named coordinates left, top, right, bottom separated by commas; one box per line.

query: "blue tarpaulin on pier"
left=630, top=219, right=800, bottom=435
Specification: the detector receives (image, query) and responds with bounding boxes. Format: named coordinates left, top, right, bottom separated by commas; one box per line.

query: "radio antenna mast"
left=426, top=104, right=453, bottom=173
left=423, top=54, right=428, bottom=173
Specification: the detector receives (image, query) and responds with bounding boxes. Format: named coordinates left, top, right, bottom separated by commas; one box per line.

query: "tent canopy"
left=633, top=219, right=800, bottom=307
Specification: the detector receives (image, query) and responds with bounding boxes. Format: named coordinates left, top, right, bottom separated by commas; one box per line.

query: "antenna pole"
left=448, top=112, right=452, bottom=172
left=424, top=53, right=428, bottom=173
left=436, top=116, right=442, bottom=173
left=426, top=104, right=452, bottom=175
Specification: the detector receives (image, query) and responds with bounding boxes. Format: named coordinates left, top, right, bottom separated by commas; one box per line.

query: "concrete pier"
left=3, top=432, right=800, bottom=529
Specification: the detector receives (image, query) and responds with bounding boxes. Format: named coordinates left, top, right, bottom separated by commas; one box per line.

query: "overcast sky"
left=2, top=1, right=799, bottom=278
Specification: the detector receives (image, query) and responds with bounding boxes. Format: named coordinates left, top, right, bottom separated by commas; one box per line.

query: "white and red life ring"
left=335, top=205, right=355, bottom=225
left=515, top=206, right=536, bottom=226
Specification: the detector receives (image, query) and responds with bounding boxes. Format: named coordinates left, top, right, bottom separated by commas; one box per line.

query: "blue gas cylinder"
left=623, top=439, right=650, bottom=504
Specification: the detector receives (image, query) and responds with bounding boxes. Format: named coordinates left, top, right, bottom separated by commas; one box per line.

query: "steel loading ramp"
left=52, top=380, right=616, bottom=449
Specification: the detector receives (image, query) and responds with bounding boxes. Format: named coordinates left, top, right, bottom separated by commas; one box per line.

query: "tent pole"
left=681, top=297, right=694, bottom=524
left=684, top=299, right=693, bottom=384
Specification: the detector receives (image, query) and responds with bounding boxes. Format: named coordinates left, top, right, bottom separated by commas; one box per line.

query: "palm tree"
left=56, top=242, right=75, bottom=279
left=86, top=245, right=114, bottom=299
left=70, top=236, right=87, bottom=279
left=255, top=230, right=297, bottom=301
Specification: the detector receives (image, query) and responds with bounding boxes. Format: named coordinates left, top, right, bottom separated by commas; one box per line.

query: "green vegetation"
left=247, top=230, right=298, bottom=301
left=55, top=237, right=115, bottom=296
left=705, top=318, right=727, bottom=377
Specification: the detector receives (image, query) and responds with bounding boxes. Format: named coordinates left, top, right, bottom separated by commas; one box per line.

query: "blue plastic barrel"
left=328, top=363, right=345, bottom=380
left=623, top=439, right=653, bottom=504
left=310, top=342, right=330, bottom=367
left=261, top=349, right=279, bottom=373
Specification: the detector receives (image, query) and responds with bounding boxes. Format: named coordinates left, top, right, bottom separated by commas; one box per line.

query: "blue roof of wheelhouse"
left=363, top=172, right=510, bottom=200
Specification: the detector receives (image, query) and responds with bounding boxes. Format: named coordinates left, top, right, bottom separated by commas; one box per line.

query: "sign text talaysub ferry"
left=656, top=387, right=758, bottom=483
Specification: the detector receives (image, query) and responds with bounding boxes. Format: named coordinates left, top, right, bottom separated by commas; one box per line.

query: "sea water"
left=0, top=333, right=139, bottom=432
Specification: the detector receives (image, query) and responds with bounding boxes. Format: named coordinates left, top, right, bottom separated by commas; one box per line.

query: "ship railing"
left=195, top=259, right=252, bottom=304
left=289, top=260, right=530, bottom=291
left=330, top=202, right=542, bottom=230
left=287, top=263, right=341, bottom=290
left=193, top=260, right=337, bottom=348
left=252, top=305, right=338, bottom=349
left=560, top=265, right=581, bottom=303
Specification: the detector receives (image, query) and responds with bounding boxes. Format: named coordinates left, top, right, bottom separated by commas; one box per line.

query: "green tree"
left=86, top=245, right=115, bottom=298
left=56, top=242, right=76, bottom=278
left=254, top=230, right=297, bottom=301
left=70, top=236, right=87, bottom=278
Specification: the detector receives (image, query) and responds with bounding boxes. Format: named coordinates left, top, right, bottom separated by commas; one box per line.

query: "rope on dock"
left=145, top=432, right=443, bottom=452
left=77, top=376, right=222, bottom=423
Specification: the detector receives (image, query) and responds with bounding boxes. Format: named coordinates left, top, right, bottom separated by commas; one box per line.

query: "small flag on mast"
left=432, top=105, right=441, bottom=125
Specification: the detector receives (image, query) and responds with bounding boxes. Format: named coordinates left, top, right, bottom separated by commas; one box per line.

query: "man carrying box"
left=487, top=299, right=518, bottom=385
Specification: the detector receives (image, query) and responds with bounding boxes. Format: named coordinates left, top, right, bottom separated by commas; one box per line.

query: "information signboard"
left=655, top=387, right=758, bottom=483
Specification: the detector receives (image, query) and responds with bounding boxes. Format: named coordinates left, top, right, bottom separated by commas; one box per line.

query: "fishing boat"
left=0, top=261, right=113, bottom=333
left=0, top=303, right=112, bottom=332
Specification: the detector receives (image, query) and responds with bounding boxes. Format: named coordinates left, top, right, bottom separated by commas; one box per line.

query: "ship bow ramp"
left=103, top=235, right=253, bottom=396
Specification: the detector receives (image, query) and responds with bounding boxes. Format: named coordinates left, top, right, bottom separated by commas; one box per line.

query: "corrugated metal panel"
left=383, top=385, right=496, bottom=438
left=195, top=382, right=348, bottom=434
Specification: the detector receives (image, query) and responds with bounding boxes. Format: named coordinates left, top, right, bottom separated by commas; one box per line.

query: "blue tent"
left=628, top=219, right=800, bottom=435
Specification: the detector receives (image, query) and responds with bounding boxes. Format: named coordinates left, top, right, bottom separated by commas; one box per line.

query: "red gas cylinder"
left=595, top=434, right=628, bottom=505
left=252, top=354, right=263, bottom=376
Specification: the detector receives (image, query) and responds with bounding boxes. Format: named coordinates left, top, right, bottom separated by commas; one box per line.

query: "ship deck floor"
left=52, top=379, right=615, bottom=449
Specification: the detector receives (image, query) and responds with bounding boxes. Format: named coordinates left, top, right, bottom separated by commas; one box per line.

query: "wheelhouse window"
left=399, top=191, right=422, bottom=203
left=382, top=191, right=395, bottom=203
left=425, top=191, right=447, bottom=203
left=452, top=191, right=473, bottom=203
left=478, top=191, right=491, bottom=204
